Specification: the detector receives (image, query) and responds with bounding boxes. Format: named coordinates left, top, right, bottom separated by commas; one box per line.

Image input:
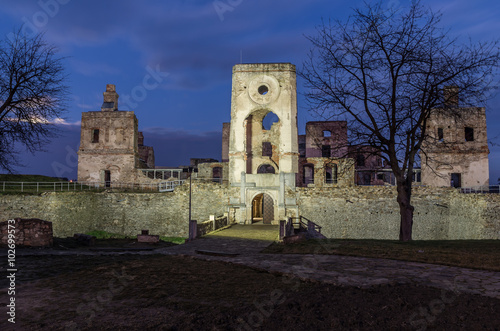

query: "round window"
left=258, top=85, right=269, bottom=95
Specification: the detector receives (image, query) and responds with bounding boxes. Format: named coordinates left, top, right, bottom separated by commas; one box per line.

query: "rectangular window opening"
left=262, top=142, right=272, bottom=157
left=321, top=145, right=331, bottom=157
left=92, top=129, right=100, bottom=143
left=450, top=173, right=461, bottom=188
left=437, top=128, right=444, bottom=142
left=465, top=127, right=474, bottom=142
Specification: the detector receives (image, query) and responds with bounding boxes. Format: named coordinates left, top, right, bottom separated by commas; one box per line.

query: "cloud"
left=69, top=59, right=121, bottom=77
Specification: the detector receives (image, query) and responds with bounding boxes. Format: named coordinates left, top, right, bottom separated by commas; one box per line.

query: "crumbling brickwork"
left=421, top=87, right=489, bottom=187
left=0, top=218, right=53, bottom=247
left=77, top=84, right=156, bottom=185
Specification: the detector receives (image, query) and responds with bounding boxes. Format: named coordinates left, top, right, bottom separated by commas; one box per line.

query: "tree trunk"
left=396, top=180, right=414, bottom=241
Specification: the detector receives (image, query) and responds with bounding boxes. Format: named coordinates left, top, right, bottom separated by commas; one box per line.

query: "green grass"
left=262, top=239, right=500, bottom=271
left=0, top=174, right=68, bottom=182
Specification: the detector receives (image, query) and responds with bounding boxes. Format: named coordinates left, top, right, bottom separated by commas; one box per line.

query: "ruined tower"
left=421, top=87, right=489, bottom=188
left=227, top=63, right=299, bottom=224
left=77, top=84, right=154, bottom=186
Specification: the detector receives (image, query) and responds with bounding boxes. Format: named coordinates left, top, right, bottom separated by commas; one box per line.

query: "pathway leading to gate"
left=158, top=224, right=500, bottom=300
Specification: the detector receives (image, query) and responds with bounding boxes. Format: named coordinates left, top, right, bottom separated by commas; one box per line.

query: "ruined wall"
left=1, top=185, right=498, bottom=240
left=78, top=111, right=139, bottom=183
left=0, top=218, right=53, bottom=247
left=305, top=121, right=348, bottom=158
left=0, top=183, right=230, bottom=238
left=229, top=63, right=299, bottom=183
left=296, top=186, right=500, bottom=240
left=421, top=107, right=489, bottom=187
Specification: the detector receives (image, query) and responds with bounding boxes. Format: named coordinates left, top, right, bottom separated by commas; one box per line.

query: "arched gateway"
left=251, top=193, right=274, bottom=224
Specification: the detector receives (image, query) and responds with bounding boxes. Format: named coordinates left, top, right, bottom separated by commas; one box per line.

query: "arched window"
left=257, top=164, right=275, bottom=174
left=303, top=164, right=314, bottom=184
left=262, top=112, right=279, bottom=130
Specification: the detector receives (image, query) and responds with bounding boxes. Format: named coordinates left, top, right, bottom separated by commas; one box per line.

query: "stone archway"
left=251, top=193, right=274, bottom=224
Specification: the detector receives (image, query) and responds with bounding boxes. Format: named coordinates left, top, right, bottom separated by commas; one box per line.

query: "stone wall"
left=0, top=184, right=498, bottom=240
left=296, top=186, right=500, bottom=240
left=0, top=218, right=53, bottom=247
left=0, top=182, right=229, bottom=238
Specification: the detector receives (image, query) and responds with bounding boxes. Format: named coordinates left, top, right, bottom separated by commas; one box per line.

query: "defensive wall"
left=0, top=183, right=234, bottom=238
left=0, top=184, right=498, bottom=240
left=295, top=186, right=500, bottom=240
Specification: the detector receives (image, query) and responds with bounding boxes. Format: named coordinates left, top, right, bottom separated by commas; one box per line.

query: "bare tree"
left=300, top=1, right=499, bottom=241
left=0, top=29, right=68, bottom=172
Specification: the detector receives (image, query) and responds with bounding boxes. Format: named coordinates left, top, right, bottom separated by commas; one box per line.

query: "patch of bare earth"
left=1, top=254, right=499, bottom=330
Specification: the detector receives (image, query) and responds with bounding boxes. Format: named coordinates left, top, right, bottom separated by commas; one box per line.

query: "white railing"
left=0, top=181, right=176, bottom=193
left=0, top=176, right=227, bottom=193
left=158, top=180, right=185, bottom=192
left=460, top=186, right=500, bottom=194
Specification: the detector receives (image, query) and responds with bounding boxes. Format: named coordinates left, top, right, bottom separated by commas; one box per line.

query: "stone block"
left=137, top=234, right=160, bottom=243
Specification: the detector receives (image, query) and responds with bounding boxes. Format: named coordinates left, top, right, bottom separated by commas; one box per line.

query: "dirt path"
left=1, top=225, right=499, bottom=329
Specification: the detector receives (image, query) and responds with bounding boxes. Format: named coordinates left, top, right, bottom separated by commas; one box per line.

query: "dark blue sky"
left=1, top=0, right=499, bottom=183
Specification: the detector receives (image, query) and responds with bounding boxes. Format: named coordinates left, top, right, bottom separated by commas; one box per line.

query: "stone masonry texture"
left=0, top=184, right=498, bottom=240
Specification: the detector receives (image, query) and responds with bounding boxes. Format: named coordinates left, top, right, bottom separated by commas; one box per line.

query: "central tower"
left=228, top=63, right=299, bottom=224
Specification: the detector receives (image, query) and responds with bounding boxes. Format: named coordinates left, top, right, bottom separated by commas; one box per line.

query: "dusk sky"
left=1, top=0, right=499, bottom=183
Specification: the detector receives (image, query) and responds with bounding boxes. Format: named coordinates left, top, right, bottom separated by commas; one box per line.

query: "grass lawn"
left=0, top=174, right=68, bottom=182
left=263, top=239, right=500, bottom=271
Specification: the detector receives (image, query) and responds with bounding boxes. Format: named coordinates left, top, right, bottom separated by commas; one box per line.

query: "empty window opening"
left=356, top=154, right=365, bottom=167
left=465, top=127, right=474, bottom=141
left=262, top=112, right=279, bottom=130
left=257, top=164, right=275, bottom=174
left=303, top=164, right=314, bottom=185
left=450, top=173, right=461, bottom=188
left=262, top=142, right=273, bottom=157
left=323, top=130, right=332, bottom=137
left=325, top=164, right=338, bottom=184
left=437, top=128, right=444, bottom=142
left=299, top=143, right=306, bottom=157
left=104, top=170, right=111, bottom=188
left=92, top=129, right=100, bottom=143
left=322, top=145, right=331, bottom=157
left=212, top=167, right=222, bottom=183
left=258, top=85, right=269, bottom=95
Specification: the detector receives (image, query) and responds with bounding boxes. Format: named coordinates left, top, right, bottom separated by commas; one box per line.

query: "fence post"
left=37, top=182, right=39, bottom=192
left=189, top=220, right=198, bottom=241
left=279, top=220, right=285, bottom=240
left=21, top=182, right=23, bottom=192
left=308, top=220, right=314, bottom=234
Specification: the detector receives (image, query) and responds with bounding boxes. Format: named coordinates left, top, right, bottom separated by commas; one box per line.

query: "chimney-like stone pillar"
left=443, top=86, right=459, bottom=107
left=101, top=84, right=119, bottom=111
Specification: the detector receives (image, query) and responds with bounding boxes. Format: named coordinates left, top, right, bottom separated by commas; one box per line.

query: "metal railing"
left=158, top=180, right=185, bottom=192
left=289, top=216, right=323, bottom=233
left=460, top=185, right=500, bottom=194
left=0, top=181, right=177, bottom=193
left=0, top=177, right=228, bottom=193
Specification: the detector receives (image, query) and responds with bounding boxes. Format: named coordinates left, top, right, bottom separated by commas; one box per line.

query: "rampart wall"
left=296, top=186, right=500, bottom=240
left=0, top=183, right=230, bottom=238
left=0, top=185, right=498, bottom=240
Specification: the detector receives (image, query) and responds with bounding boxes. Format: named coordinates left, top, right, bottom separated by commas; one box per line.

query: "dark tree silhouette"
left=300, top=1, right=499, bottom=241
left=0, top=29, right=68, bottom=172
